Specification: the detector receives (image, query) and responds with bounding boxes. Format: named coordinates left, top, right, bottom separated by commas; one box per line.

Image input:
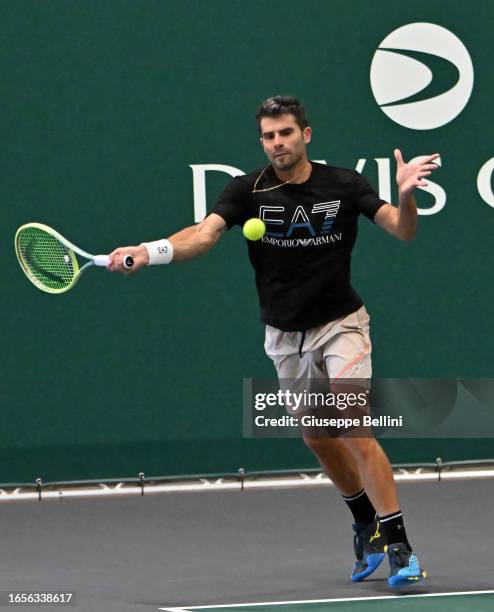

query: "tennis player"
left=109, top=96, right=439, bottom=588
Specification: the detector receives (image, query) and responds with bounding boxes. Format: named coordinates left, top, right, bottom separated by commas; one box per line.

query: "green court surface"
left=161, top=592, right=494, bottom=612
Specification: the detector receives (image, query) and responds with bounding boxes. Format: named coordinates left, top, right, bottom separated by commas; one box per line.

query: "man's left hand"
left=394, top=149, right=440, bottom=197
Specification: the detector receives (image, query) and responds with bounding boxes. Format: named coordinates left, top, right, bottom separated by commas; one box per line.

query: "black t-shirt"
left=212, top=162, right=386, bottom=331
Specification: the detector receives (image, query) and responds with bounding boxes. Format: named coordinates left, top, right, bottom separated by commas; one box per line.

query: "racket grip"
left=93, top=255, right=110, bottom=267
left=94, top=254, right=133, bottom=269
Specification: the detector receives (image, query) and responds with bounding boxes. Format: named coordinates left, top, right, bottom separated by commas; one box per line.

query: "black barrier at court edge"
left=243, top=378, right=494, bottom=439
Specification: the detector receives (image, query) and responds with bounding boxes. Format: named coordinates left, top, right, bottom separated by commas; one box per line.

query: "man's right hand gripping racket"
left=15, top=222, right=133, bottom=294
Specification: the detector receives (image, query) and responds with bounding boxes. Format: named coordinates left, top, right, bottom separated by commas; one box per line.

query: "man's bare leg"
left=303, top=436, right=363, bottom=496
left=303, top=432, right=399, bottom=516
left=303, top=435, right=399, bottom=515
left=342, top=437, right=399, bottom=516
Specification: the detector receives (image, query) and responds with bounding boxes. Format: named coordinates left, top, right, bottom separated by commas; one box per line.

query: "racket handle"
left=93, top=255, right=110, bottom=267
left=93, top=254, right=134, bottom=269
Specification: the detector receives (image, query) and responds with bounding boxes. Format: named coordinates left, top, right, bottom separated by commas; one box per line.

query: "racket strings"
left=17, top=227, right=76, bottom=291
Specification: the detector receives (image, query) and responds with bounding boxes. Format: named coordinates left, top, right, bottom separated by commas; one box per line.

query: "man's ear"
left=304, top=126, right=312, bottom=144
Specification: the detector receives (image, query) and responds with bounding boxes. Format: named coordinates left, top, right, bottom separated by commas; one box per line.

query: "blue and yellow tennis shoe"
left=387, top=542, right=427, bottom=588
left=351, top=519, right=386, bottom=581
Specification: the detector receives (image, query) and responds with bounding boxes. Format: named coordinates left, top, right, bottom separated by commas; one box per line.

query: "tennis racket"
left=15, top=222, right=133, bottom=294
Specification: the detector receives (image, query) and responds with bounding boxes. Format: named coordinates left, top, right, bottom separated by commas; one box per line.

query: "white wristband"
left=142, top=239, right=174, bottom=265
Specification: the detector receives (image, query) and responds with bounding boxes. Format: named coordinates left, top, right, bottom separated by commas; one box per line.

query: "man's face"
left=260, top=113, right=311, bottom=172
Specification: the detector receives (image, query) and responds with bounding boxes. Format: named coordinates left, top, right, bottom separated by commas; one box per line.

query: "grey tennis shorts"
left=264, top=306, right=372, bottom=434
left=265, top=305, right=372, bottom=382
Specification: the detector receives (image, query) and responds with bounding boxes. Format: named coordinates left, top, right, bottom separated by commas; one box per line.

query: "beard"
left=271, top=151, right=301, bottom=172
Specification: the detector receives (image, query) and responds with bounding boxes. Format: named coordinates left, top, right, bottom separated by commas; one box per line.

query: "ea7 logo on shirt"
left=259, top=201, right=341, bottom=247
left=312, top=201, right=340, bottom=235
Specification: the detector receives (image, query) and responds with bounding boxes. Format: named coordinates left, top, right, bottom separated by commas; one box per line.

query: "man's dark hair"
left=256, top=95, right=309, bottom=133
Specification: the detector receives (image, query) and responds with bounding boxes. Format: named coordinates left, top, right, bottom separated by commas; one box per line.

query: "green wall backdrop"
left=2, top=1, right=493, bottom=484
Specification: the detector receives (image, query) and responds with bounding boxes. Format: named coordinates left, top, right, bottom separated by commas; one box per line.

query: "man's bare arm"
left=108, top=213, right=227, bottom=272
left=168, top=213, right=226, bottom=261
left=373, top=197, right=417, bottom=241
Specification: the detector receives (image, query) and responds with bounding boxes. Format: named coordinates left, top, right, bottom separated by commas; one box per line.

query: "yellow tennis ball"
left=243, top=218, right=266, bottom=241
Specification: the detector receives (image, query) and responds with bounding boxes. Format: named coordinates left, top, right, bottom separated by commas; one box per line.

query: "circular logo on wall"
left=370, top=23, right=474, bottom=130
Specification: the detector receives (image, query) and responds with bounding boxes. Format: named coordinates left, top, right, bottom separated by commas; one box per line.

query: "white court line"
left=158, top=589, right=494, bottom=611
